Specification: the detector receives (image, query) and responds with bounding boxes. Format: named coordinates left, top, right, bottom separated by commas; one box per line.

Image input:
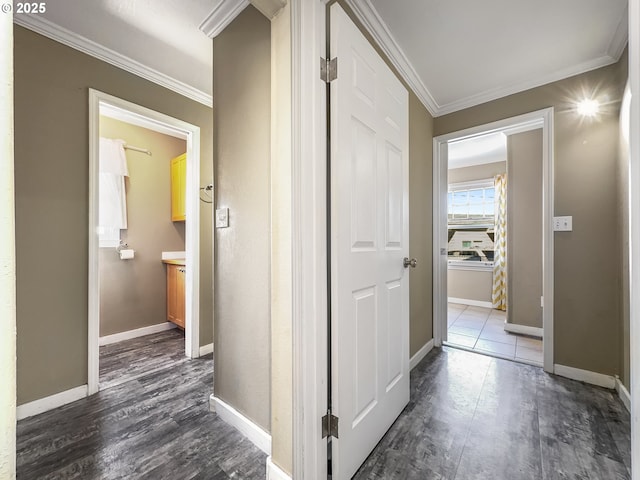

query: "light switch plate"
left=553, top=216, right=572, bottom=231
left=216, top=207, right=229, bottom=228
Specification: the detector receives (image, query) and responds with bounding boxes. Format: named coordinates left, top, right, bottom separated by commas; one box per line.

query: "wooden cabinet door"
left=171, top=153, right=186, bottom=222
left=175, top=267, right=185, bottom=328
left=167, top=264, right=178, bottom=323
left=166, top=264, right=185, bottom=329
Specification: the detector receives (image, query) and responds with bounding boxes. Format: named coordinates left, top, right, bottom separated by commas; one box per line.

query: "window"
left=448, top=179, right=495, bottom=226
left=447, top=178, right=496, bottom=269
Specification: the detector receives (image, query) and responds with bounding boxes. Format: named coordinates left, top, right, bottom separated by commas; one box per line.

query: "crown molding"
left=344, top=0, right=628, bottom=118
left=436, top=54, right=619, bottom=117
left=13, top=15, right=212, bottom=108
left=344, top=0, right=439, bottom=116
left=199, top=0, right=250, bottom=38
left=251, top=0, right=287, bottom=20
left=608, top=3, right=629, bottom=60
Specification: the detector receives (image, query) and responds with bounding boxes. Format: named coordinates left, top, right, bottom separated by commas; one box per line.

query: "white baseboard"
left=99, top=322, right=177, bottom=346
left=410, top=339, right=435, bottom=370
left=448, top=297, right=493, bottom=309
left=615, top=376, right=631, bottom=412
left=503, top=322, right=543, bottom=339
left=554, top=364, right=616, bottom=389
left=17, top=385, right=88, bottom=420
left=266, top=456, right=292, bottom=480
left=210, top=394, right=271, bottom=455
left=199, top=343, right=214, bottom=356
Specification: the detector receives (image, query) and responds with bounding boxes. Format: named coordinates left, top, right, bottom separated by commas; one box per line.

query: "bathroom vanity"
left=163, top=259, right=185, bottom=328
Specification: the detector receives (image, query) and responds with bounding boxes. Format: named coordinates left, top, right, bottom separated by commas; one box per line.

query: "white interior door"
left=330, top=4, right=410, bottom=479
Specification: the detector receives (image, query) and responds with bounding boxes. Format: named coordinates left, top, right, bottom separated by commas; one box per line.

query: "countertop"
left=162, top=259, right=186, bottom=266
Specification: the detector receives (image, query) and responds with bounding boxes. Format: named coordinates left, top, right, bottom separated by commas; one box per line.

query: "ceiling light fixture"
left=577, top=98, right=600, bottom=117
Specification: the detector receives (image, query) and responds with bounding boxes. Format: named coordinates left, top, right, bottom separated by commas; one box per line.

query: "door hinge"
left=322, top=412, right=339, bottom=438
left=320, top=57, right=338, bottom=83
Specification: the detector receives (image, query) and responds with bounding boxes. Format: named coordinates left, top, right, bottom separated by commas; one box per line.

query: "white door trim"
left=432, top=139, right=448, bottom=348
left=629, top=0, right=639, bottom=477
left=88, top=89, right=201, bottom=395
left=291, top=0, right=329, bottom=478
left=432, top=108, right=554, bottom=373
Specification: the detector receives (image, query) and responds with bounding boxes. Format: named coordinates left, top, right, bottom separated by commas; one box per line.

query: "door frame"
left=87, top=89, right=201, bottom=395
left=291, top=0, right=330, bottom=478
left=629, top=1, right=639, bottom=478
left=432, top=108, right=555, bottom=373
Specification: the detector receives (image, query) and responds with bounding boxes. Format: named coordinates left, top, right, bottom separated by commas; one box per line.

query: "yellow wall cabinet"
left=171, top=153, right=186, bottom=222
left=166, top=263, right=185, bottom=328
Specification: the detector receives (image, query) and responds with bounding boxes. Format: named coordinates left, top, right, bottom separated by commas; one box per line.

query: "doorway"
left=433, top=109, right=555, bottom=373
left=87, top=90, right=202, bottom=395
left=445, top=129, right=543, bottom=365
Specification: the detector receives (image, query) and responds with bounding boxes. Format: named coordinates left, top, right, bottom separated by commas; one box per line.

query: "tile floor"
left=447, top=302, right=543, bottom=366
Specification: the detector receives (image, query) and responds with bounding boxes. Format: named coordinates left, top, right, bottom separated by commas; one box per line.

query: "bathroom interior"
left=446, top=129, right=544, bottom=366
left=97, top=108, right=191, bottom=389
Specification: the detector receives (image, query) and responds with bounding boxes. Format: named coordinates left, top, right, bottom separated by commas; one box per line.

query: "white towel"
left=99, top=138, right=129, bottom=176
left=98, top=138, right=129, bottom=247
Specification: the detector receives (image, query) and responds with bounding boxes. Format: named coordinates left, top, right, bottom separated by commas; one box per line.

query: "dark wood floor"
left=17, top=336, right=631, bottom=480
left=17, top=331, right=266, bottom=479
left=354, top=346, right=631, bottom=480
left=99, top=328, right=189, bottom=389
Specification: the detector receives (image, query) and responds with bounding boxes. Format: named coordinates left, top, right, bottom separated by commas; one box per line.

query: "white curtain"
left=492, top=173, right=507, bottom=311
left=98, top=138, right=129, bottom=247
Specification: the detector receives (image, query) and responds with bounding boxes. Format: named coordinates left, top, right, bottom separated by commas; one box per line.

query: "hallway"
left=354, top=347, right=631, bottom=479
left=16, top=337, right=631, bottom=479
left=16, top=335, right=266, bottom=479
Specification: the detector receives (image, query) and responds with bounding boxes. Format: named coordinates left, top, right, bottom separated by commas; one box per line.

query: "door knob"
left=403, top=257, right=417, bottom=268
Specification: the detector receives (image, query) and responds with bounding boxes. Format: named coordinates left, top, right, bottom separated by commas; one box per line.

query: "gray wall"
left=99, top=117, right=186, bottom=337
left=14, top=26, right=213, bottom=404
left=449, top=161, right=506, bottom=184
left=213, top=6, right=271, bottom=431
left=409, top=95, right=435, bottom=356
left=434, top=60, right=626, bottom=376
left=448, top=269, right=492, bottom=303
left=507, top=129, right=543, bottom=328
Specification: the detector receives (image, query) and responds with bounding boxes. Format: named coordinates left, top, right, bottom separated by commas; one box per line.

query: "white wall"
left=270, top=2, right=293, bottom=474
left=0, top=11, right=16, bottom=479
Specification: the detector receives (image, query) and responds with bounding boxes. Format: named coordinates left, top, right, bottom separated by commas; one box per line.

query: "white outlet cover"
left=216, top=207, right=229, bottom=228
left=553, top=215, right=572, bottom=231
